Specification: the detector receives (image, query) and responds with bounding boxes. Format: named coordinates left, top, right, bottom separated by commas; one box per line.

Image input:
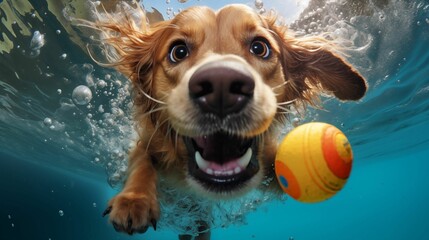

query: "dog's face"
left=161, top=6, right=285, bottom=196
left=101, top=4, right=367, bottom=198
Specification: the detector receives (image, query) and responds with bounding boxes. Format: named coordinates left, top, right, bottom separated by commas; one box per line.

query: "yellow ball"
left=275, top=122, right=353, bottom=203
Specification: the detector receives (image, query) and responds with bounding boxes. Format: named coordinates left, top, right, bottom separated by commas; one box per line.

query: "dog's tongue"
left=193, top=133, right=249, bottom=162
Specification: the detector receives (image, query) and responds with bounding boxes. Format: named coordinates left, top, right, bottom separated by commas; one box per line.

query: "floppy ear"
left=268, top=21, right=367, bottom=103
left=88, top=3, right=172, bottom=111
left=94, top=19, right=170, bottom=93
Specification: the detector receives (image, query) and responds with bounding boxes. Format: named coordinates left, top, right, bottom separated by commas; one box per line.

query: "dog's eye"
left=169, top=41, right=189, bottom=63
left=250, top=38, right=271, bottom=59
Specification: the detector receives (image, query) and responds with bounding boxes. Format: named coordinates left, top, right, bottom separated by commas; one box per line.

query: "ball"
left=275, top=122, right=353, bottom=203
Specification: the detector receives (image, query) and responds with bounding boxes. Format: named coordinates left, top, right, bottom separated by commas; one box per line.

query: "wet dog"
left=90, top=3, right=367, bottom=239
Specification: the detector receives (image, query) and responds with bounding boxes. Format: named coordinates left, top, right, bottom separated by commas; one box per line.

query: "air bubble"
left=29, top=31, right=45, bottom=57
left=309, top=22, right=318, bottom=29
left=72, top=85, right=93, bottom=105
left=56, top=29, right=61, bottom=34
left=96, top=80, right=107, bottom=89
left=98, top=105, right=105, bottom=113
left=44, top=117, right=53, bottom=126
left=254, top=0, right=264, bottom=10
left=58, top=210, right=64, bottom=216
left=30, top=31, right=45, bottom=49
left=60, top=53, right=67, bottom=60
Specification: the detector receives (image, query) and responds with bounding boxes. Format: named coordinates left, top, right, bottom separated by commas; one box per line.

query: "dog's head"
left=95, top=4, right=367, bottom=197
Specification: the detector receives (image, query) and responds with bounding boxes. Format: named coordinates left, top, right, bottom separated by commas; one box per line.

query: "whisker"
left=141, top=106, right=168, bottom=118
left=277, top=99, right=296, bottom=106
left=138, top=88, right=167, bottom=105
left=165, top=122, right=177, bottom=155
left=163, top=122, right=172, bottom=144
left=271, top=80, right=290, bottom=90
left=276, top=112, right=290, bottom=116
left=174, top=128, right=179, bottom=155
left=145, top=118, right=170, bottom=153
left=272, top=117, right=284, bottom=126
left=277, top=105, right=292, bottom=113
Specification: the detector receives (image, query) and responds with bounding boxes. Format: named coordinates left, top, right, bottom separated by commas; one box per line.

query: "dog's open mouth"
left=184, top=132, right=259, bottom=192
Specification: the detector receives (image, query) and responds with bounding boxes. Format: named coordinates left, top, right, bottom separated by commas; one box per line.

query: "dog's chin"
left=183, top=132, right=261, bottom=197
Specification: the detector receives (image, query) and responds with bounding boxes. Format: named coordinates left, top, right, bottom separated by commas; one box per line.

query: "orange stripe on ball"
left=322, top=127, right=352, bottom=179
left=275, top=161, right=301, bottom=200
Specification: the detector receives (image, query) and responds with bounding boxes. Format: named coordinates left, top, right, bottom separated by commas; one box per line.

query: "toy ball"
left=275, top=122, right=353, bottom=203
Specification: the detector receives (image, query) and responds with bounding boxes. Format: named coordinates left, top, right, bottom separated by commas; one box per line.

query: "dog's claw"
left=137, top=225, right=149, bottom=233
left=151, top=218, right=157, bottom=231
left=102, top=206, right=112, bottom=217
left=127, top=217, right=133, bottom=235
left=112, top=221, right=121, bottom=232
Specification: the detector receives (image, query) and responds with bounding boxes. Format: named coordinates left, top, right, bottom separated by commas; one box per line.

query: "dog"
left=89, top=3, right=367, bottom=239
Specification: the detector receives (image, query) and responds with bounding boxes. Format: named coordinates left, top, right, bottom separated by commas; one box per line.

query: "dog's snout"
left=189, top=63, right=255, bottom=117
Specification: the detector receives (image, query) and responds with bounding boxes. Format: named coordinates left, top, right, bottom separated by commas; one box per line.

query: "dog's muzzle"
left=185, top=61, right=260, bottom=193
left=188, top=61, right=255, bottom=118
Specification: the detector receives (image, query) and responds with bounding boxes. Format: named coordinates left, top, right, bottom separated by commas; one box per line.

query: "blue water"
left=1, top=0, right=429, bottom=239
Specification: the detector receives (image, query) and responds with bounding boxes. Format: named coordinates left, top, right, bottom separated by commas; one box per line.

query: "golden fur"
left=89, top=3, right=367, bottom=238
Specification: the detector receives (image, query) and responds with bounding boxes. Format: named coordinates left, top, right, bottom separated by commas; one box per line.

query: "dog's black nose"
left=188, top=63, right=255, bottom=117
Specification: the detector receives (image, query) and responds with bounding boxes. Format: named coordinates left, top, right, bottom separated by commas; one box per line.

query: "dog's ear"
left=97, top=20, right=171, bottom=90
left=268, top=20, right=367, bottom=103
left=90, top=5, right=172, bottom=113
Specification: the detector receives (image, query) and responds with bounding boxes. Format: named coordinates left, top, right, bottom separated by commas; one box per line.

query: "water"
left=1, top=0, right=429, bottom=239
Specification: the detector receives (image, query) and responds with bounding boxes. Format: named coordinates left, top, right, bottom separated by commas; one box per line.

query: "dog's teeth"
left=196, top=148, right=251, bottom=176
left=237, top=148, right=252, bottom=168
left=195, top=151, right=209, bottom=169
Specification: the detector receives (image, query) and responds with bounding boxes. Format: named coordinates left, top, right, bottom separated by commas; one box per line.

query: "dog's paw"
left=103, top=192, right=159, bottom=235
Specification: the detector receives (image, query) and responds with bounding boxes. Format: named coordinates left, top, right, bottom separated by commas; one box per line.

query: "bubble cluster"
left=158, top=181, right=285, bottom=235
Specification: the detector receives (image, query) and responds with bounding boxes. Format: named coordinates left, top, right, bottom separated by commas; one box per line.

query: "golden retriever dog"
left=88, top=3, right=367, bottom=239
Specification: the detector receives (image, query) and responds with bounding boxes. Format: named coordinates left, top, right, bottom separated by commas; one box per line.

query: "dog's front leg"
left=103, top=145, right=159, bottom=235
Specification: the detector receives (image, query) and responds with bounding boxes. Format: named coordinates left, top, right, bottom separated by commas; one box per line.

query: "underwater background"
left=1, top=0, right=429, bottom=239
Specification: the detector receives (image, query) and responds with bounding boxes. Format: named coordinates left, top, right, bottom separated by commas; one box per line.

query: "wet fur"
left=88, top=3, right=367, bottom=238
